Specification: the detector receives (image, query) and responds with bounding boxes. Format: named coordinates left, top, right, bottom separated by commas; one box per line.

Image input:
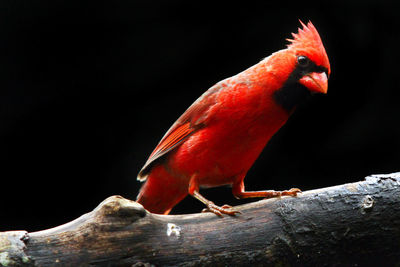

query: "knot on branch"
left=93, top=195, right=147, bottom=225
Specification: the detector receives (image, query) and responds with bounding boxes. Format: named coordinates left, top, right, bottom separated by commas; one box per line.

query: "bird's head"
left=268, top=21, right=330, bottom=112
left=285, top=20, right=331, bottom=94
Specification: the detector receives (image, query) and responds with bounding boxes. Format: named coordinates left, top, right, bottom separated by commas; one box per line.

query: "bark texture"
left=1, top=172, right=400, bottom=266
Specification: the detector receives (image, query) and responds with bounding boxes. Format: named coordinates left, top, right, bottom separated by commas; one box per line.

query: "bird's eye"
left=297, top=56, right=310, bottom=67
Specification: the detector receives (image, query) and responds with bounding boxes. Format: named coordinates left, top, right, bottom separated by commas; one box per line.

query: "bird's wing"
left=137, top=82, right=225, bottom=181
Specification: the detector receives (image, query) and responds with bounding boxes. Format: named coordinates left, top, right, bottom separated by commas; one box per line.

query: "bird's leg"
left=232, top=179, right=301, bottom=199
left=189, top=175, right=240, bottom=216
left=192, top=190, right=240, bottom=216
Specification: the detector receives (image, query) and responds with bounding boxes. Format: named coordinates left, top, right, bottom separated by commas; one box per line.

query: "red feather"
left=137, top=82, right=223, bottom=180
left=137, top=21, right=331, bottom=215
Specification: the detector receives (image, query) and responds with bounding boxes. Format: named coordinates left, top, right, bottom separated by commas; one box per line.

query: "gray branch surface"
left=1, top=173, right=400, bottom=266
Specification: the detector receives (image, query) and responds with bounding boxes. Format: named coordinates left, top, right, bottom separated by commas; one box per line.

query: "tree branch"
left=1, top=172, right=400, bottom=266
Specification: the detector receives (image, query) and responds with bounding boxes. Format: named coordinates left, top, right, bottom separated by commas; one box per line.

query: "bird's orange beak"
left=299, top=72, right=328, bottom=94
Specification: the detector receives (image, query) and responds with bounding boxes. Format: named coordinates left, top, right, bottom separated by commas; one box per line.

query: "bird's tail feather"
left=136, top=165, right=188, bottom=215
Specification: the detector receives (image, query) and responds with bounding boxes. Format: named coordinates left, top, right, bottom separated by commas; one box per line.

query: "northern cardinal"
left=137, top=21, right=330, bottom=216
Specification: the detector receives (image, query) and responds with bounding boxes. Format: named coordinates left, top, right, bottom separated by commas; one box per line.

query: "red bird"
left=137, top=21, right=331, bottom=216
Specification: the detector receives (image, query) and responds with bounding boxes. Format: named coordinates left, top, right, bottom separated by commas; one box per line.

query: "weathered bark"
left=1, top=172, right=400, bottom=266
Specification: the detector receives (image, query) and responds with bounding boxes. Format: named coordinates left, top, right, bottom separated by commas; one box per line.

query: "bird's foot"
left=280, top=188, right=302, bottom=197
left=201, top=203, right=240, bottom=217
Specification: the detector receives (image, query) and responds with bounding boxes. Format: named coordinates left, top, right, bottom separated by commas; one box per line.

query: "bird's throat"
left=273, top=83, right=311, bottom=112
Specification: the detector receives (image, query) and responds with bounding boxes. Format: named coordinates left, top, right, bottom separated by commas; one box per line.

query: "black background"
left=1, top=1, right=399, bottom=232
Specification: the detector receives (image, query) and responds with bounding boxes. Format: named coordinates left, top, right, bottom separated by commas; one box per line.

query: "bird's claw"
left=201, top=203, right=240, bottom=216
left=281, top=188, right=302, bottom=196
